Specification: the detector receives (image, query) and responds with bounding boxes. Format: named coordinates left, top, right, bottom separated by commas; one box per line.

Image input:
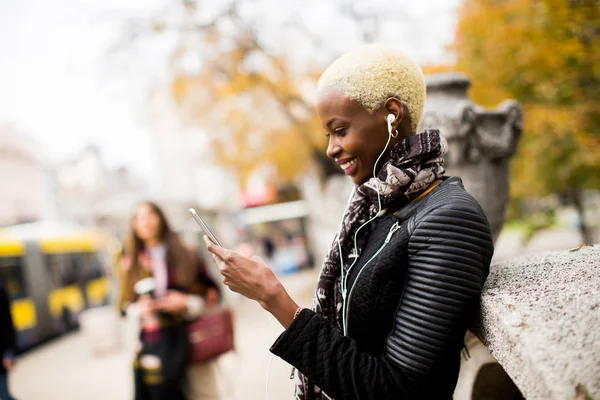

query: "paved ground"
left=10, top=269, right=317, bottom=400
left=8, top=227, right=592, bottom=400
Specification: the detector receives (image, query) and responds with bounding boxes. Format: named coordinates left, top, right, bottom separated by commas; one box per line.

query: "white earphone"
left=387, top=113, right=398, bottom=138
left=336, top=113, right=398, bottom=335
left=387, top=113, right=395, bottom=129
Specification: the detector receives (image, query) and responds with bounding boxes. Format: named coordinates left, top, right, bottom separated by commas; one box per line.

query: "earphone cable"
left=340, top=118, right=394, bottom=335
left=265, top=312, right=276, bottom=400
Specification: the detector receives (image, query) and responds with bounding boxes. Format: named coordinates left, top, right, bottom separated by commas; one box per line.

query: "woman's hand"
left=203, top=236, right=300, bottom=328
left=137, top=294, right=155, bottom=318
left=203, top=236, right=279, bottom=307
left=154, top=290, right=189, bottom=314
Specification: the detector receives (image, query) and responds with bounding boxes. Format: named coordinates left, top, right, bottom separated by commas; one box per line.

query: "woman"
left=119, top=202, right=220, bottom=400
left=204, top=44, right=494, bottom=399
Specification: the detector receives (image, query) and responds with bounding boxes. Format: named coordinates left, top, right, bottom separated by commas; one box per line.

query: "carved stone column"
left=418, top=73, right=522, bottom=242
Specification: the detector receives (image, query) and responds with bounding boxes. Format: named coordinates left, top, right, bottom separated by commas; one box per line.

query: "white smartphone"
left=188, top=208, right=222, bottom=247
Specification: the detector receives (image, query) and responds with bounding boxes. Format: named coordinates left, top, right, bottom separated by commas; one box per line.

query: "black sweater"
left=271, top=177, right=494, bottom=399
left=0, top=284, right=16, bottom=374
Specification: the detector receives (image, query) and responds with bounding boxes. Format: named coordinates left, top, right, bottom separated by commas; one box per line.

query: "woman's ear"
left=384, top=98, right=405, bottom=131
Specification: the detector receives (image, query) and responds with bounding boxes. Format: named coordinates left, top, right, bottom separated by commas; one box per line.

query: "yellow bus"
left=0, top=222, right=113, bottom=351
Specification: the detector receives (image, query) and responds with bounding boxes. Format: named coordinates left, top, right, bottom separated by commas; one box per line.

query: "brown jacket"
left=118, top=245, right=218, bottom=312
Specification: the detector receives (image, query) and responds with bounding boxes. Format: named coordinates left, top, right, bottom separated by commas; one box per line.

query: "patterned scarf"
left=295, top=129, right=448, bottom=400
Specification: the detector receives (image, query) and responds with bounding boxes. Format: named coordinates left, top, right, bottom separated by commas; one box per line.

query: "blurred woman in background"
left=119, top=202, right=220, bottom=400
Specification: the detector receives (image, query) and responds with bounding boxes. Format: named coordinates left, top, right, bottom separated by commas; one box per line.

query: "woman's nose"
left=326, top=137, right=342, bottom=159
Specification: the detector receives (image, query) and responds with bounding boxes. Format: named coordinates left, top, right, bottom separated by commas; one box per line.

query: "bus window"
left=1, top=256, right=37, bottom=349
left=82, top=252, right=108, bottom=307
left=45, top=252, right=104, bottom=284
left=82, top=252, right=104, bottom=280
left=45, top=253, right=86, bottom=288
left=69, top=253, right=87, bottom=284
left=45, top=254, right=64, bottom=289
left=0, top=256, right=27, bottom=300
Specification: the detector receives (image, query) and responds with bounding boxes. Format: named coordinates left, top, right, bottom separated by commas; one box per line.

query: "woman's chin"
left=350, top=173, right=369, bottom=185
left=138, top=233, right=157, bottom=243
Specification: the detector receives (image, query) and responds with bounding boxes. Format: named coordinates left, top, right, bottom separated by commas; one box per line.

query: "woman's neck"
left=143, top=237, right=162, bottom=249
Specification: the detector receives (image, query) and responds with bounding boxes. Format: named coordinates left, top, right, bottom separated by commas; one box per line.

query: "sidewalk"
left=10, top=269, right=318, bottom=400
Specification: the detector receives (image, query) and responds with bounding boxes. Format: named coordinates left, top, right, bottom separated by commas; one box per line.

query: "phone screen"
left=188, top=208, right=222, bottom=247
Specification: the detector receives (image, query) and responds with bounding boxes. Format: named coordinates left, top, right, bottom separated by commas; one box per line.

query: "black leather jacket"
left=271, top=177, right=494, bottom=399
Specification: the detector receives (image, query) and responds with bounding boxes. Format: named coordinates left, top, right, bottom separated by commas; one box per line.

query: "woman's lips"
left=338, top=157, right=357, bottom=175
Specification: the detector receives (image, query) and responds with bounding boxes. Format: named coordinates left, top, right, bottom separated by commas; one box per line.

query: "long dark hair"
left=124, top=201, right=196, bottom=296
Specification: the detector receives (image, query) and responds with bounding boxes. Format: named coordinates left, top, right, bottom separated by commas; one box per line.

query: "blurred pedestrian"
left=119, top=202, right=222, bottom=400
left=203, top=44, right=493, bottom=399
left=0, top=283, right=16, bottom=400
left=262, top=236, right=275, bottom=260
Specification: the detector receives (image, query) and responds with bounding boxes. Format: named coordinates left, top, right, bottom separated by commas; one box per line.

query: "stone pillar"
left=418, top=73, right=522, bottom=242
left=419, top=73, right=524, bottom=399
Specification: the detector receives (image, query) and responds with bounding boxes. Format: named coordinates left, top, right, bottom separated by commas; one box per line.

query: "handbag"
left=187, top=308, right=235, bottom=363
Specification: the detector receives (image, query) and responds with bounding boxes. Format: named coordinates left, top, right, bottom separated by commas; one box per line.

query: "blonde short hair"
left=317, top=44, right=426, bottom=133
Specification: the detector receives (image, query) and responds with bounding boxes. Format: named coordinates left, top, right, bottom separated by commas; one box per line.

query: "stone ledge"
left=473, top=245, right=600, bottom=400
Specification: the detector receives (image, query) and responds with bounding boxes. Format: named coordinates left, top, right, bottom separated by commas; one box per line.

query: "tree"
left=454, top=0, right=600, bottom=243
left=114, top=0, right=430, bottom=189
left=167, top=11, right=329, bottom=185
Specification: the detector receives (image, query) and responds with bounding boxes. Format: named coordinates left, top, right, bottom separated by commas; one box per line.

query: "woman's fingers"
left=221, top=278, right=242, bottom=294
left=203, top=235, right=223, bottom=255
left=203, top=235, right=237, bottom=263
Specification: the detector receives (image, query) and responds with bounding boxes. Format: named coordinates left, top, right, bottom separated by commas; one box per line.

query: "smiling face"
left=317, top=90, right=406, bottom=185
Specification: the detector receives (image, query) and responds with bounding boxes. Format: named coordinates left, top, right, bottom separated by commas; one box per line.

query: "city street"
left=8, top=228, right=589, bottom=400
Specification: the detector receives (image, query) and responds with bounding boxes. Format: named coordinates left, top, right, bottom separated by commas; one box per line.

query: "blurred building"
left=51, top=145, right=106, bottom=222
left=0, top=125, right=47, bottom=226
left=146, top=91, right=240, bottom=211
left=51, top=144, right=148, bottom=229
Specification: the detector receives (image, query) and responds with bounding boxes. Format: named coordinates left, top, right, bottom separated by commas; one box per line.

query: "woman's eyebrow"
left=326, top=118, right=345, bottom=129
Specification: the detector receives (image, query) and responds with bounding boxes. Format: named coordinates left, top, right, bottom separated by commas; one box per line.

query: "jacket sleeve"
left=0, top=287, right=16, bottom=355
left=270, top=201, right=492, bottom=399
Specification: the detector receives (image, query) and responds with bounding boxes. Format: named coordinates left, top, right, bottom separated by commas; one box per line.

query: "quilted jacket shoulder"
left=386, top=177, right=493, bottom=374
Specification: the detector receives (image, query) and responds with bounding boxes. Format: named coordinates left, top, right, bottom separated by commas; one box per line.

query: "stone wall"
left=468, top=245, right=600, bottom=400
